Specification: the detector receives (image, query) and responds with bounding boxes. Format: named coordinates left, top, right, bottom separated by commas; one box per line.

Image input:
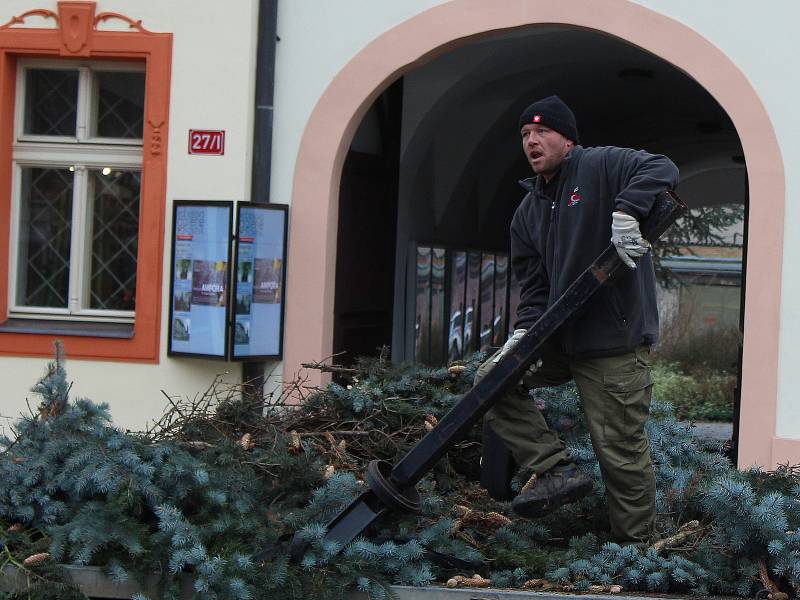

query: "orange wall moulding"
left=0, top=2, right=172, bottom=362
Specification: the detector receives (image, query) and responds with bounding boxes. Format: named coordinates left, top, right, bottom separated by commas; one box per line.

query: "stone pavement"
left=680, top=421, right=733, bottom=441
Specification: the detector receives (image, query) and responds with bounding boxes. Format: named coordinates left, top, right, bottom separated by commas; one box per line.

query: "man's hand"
left=611, top=211, right=650, bottom=269
left=493, top=328, right=527, bottom=363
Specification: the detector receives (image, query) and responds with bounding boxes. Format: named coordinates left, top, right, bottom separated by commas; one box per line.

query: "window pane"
left=430, top=247, right=446, bottom=364
left=94, top=71, right=145, bottom=139
left=24, top=69, right=78, bottom=136
left=447, top=251, right=467, bottom=362
left=17, top=168, right=74, bottom=308
left=414, top=246, right=431, bottom=363
left=464, top=251, right=481, bottom=355
left=493, top=254, right=509, bottom=347
left=479, top=254, right=495, bottom=352
left=89, top=169, right=140, bottom=310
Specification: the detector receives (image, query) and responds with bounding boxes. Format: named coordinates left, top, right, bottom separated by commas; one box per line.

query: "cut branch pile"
left=2, top=348, right=800, bottom=600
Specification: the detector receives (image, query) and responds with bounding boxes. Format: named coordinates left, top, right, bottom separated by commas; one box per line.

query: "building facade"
left=0, top=0, right=259, bottom=427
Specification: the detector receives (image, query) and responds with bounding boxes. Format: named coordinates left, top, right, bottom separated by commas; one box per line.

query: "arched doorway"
left=283, top=0, right=784, bottom=469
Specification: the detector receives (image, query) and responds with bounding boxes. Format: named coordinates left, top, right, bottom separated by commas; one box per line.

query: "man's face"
left=521, top=123, right=574, bottom=181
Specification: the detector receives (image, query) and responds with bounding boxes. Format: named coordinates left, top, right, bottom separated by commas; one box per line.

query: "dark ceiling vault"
left=397, top=25, right=744, bottom=250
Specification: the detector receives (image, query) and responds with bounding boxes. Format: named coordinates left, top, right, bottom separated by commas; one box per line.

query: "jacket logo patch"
left=568, top=187, right=582, bottom=206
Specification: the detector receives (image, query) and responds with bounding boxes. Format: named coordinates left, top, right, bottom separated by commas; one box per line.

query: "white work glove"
left=493, top=328, right=527, bottom=363
left=492, top=329, right=545, bottom=374
left=611, top=211, right=650, bottom=269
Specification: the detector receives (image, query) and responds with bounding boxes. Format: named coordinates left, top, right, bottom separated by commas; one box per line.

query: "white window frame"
left=8, top=59, right=144, bottom=323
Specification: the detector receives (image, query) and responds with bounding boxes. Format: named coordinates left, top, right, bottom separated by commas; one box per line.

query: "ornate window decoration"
left=0, top=2, right=172, bottom=361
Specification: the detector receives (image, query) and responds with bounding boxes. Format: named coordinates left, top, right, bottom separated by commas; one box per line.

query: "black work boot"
left=511, top=462, right=593, bottom=518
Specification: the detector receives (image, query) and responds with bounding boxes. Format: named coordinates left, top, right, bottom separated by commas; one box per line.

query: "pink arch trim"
left=284, top=0, right=786, bottom=468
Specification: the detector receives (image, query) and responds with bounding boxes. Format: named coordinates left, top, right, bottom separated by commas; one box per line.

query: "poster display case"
left=231, top=203, right=288, bottom=360
left=168, top=201, right=233, bottom=358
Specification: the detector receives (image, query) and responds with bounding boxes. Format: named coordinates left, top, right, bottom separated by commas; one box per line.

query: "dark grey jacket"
left=511, top=145, right=679, bottom=357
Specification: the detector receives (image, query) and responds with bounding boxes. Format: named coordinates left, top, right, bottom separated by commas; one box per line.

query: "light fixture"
left=101, top=167, right=112, bottom=176
left=68, top=166, right=75, bottom=172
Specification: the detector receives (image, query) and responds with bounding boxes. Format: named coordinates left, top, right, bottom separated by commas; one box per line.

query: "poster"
left=168, top=201, right=232, bottom=358
left=232, top=204, right=287, bottom=359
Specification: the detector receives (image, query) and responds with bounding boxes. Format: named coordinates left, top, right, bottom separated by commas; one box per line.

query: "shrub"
left=656, top=310, right=741, bottom=375
left=654, top=304, right=740, bottom=421
left=652, top=363, right=735, bottom=421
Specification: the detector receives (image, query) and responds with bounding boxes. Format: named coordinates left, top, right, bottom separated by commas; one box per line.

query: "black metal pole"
left=390, top=191, right=685, bottom=490
left=243, top=0, right=279, bottom=394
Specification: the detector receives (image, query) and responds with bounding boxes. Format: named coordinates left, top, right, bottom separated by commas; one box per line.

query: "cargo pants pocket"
left=602, top=365, right=653, bottom=442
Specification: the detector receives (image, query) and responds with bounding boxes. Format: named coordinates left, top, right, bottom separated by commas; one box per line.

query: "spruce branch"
left=8, top=344, right=800, bottom=598
left=301, top=362, right=358, bottom=376
left=651, top=520, right=703, bottom=553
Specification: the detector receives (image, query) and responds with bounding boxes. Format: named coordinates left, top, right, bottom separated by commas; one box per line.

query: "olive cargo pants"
left=475, top=343, right=656, bottom=543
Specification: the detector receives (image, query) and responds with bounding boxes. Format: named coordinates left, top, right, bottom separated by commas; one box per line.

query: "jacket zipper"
left=551, top=197, right=560, bottom=300
left=548, top=194, right=564, bottom=352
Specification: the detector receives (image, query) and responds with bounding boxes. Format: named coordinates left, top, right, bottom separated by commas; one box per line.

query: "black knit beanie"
left=518, top=95, right=579, bottom=143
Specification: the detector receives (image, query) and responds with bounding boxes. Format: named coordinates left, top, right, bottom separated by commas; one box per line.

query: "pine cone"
left=23, top=552, right=50, bottom=566
left=239, top=433, right=255, bottom=451
left=523, top=578, right=552, bottom=589
left=454, top=507, right=512, bottom=532
left=446, top=575, right=490, bottom=588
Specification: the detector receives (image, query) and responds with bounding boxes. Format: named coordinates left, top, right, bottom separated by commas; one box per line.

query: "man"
left=475, top=95, right=679, bottom=544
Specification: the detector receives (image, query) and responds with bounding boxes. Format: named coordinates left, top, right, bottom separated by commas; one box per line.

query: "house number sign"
left=188, top=129, right=225, bottom=155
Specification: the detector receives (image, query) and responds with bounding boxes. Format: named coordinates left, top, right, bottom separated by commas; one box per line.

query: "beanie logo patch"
left=532, top=114, right=541, bottom=123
